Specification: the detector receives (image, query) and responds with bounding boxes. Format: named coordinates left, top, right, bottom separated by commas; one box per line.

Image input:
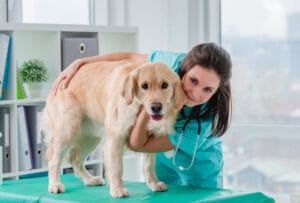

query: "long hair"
left=179, top=42, right=232, bottom=137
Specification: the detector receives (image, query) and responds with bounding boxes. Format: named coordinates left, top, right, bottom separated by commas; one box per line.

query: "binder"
left=17, top=106, right=33, bottom=171
left=61, top=37, right=98, bottom=70
left=0, top=146, right=2, bottom=185
left=0, top=108, right=11, bottom=173
left=0, top=34, right=11, bottom=99
left=26, top=105, right=47, bottom=169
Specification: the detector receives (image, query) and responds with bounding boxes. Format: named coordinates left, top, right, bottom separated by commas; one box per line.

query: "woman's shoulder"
left=148, top=50, right=186, bottom=73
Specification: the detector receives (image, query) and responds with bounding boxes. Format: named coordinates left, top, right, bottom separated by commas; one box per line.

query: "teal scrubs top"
left=148, top=51, right=224, bottom=188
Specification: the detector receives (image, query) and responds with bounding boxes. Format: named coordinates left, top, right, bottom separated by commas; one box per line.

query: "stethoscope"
left=172, top=107, right=202, bottom=171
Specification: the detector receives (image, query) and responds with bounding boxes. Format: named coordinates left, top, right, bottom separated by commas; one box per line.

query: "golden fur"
left=42, top=60, right=186, bottom=197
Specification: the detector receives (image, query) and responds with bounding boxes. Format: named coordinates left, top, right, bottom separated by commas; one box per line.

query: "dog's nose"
left=151, top=102, right=162, bottom=114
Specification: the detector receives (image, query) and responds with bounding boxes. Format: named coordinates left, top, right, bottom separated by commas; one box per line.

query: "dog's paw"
left=110, top=187, right=129, bottom=198
left=148, top=181, right=168, bottom=192
left=48, top=182, right=65, bottom=194
left=83, top=176, right=105, bottom=186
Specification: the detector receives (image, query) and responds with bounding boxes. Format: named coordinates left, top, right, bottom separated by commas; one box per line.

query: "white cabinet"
left=0, top=23, right=138, bottom=180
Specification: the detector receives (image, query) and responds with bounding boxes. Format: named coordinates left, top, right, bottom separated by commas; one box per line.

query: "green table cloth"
left=0, top=174, right=274, bottom=203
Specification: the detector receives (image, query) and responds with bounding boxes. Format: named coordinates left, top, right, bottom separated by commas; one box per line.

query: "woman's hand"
left=51, top=59, right=82, bottom=95
left=128, top=106, right=173, bottom=152
left=128, top=106, right=150, bottom=151
left=51, top=52, right=148, bottom=95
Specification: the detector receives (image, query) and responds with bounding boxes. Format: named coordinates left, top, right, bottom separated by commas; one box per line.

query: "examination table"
left=0, top=174, right=275, bottom=203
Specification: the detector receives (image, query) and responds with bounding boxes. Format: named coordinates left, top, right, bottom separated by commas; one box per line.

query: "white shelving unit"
left=0, top=23, right=139, bottom=181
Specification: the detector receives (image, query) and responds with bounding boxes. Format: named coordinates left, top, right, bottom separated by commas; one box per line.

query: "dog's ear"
left=173, top=80, right=187, bottom=110
left=121, top=70, right=138, bottom=105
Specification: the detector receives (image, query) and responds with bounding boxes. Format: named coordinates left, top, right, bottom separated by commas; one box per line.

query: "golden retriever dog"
left=42, top=60, right=186, bottom=198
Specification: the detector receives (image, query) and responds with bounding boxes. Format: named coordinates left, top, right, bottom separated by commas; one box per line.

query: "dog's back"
left=46, top=60, right=140, bottom=122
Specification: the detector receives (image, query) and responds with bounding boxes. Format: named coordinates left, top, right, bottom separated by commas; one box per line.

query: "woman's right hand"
left=51, top=59, right=82, bottom=95
left=51, top=52, right=147, bottom=95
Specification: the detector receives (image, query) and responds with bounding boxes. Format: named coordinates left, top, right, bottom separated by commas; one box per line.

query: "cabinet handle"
left=79, top=43, right=86, bottom=53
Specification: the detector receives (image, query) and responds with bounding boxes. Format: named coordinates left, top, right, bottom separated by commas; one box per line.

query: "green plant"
left=19, top=59, right=48, bottom=83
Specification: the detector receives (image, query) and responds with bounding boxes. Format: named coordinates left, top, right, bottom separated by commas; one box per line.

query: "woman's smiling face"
left=182, top=65, right=220, bottom=107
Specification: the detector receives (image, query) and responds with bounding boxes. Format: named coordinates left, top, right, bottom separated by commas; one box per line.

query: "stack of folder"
left=17, top=106, right=47, bottom=171
left=1, top=105, right=100, bottom=176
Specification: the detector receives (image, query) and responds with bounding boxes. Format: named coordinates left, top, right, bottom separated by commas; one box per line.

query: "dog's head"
left=121, top=62, right=186, bottom=121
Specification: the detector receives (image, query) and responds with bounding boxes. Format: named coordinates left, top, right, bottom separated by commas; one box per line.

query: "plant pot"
left=23, top=82, right=45, bottom=98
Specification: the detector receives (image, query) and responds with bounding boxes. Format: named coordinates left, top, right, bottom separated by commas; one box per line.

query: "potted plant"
left=18, top=59, right=48, bottom=98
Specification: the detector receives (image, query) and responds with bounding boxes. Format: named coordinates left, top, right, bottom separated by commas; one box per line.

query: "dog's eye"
left=141, top=83, right=148, bottom=90
left=161, top=82, right=168, bottom=89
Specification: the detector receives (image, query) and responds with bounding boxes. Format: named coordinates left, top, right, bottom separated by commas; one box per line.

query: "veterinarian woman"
left=52, top=42, right=232, bottom=189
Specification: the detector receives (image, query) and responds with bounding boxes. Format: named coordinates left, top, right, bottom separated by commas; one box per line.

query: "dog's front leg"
left=103, top=136, right=128, bottom=198
left=143, top=153, right=168, bottom=192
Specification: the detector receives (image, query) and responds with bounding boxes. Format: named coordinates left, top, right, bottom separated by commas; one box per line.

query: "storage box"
left=61, top=37, right=98, bottom=70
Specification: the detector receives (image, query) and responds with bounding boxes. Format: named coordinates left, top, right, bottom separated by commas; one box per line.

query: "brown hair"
left=179, top=42, right=232, bottom=137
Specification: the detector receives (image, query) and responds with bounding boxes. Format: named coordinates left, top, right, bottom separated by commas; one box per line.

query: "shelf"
left=0, top=24, right=139, bottom=181
left=0, top=100, right=15, bottom=106
left=16, top=98, right=46, bottom=106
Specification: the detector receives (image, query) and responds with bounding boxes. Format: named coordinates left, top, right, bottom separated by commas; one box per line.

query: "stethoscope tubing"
left=172, top=117, right=201, bottom=171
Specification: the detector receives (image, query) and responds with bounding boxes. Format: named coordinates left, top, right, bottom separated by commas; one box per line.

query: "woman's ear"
left=121, top=70, right=138, bottom=105
left=173, top=81, right=187, bottom=110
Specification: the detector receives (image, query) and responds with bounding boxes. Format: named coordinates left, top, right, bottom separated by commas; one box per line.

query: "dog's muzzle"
left=150, top=102, right=163, bottom=121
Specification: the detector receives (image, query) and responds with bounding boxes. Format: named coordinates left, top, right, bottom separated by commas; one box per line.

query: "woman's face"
left=182, top=65, right=220, bottom=107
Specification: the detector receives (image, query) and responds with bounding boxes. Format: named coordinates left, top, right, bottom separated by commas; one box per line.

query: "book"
left=0, top=34, right=11, bottom=100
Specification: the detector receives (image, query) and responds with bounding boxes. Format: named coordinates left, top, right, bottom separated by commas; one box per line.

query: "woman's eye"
left=161, top=82, right=168, bottom=89
left=190, top=77, right=197, bottom=85
left=141, top=83, right=148, bottom=90
left=204, top=88, right=213, bottom=93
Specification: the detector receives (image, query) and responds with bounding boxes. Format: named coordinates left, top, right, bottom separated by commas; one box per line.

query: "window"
left=22, top=0, right=89, bottom=25
left=221, top=0, right=300, bottom=202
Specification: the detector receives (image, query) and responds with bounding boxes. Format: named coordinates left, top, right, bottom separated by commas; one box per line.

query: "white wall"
left=94, top=0, right=214, bottom=53
left=127, top=0, right=171, bottom=53
left=0, top=0, right=7, bottom=23
left=97, top=0, right=184, bottom=53
left=166, top=0, right=189, bottom=52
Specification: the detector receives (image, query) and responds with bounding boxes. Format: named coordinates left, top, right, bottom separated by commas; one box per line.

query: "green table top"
left=0, top=174, right=275, bottom=203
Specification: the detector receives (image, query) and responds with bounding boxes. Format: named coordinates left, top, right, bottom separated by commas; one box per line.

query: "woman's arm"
left=69, top=52, right=148, bottom=68
left=128, top=107, right=175, bottom=153
left=52, top=52, right=148, bottom=94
